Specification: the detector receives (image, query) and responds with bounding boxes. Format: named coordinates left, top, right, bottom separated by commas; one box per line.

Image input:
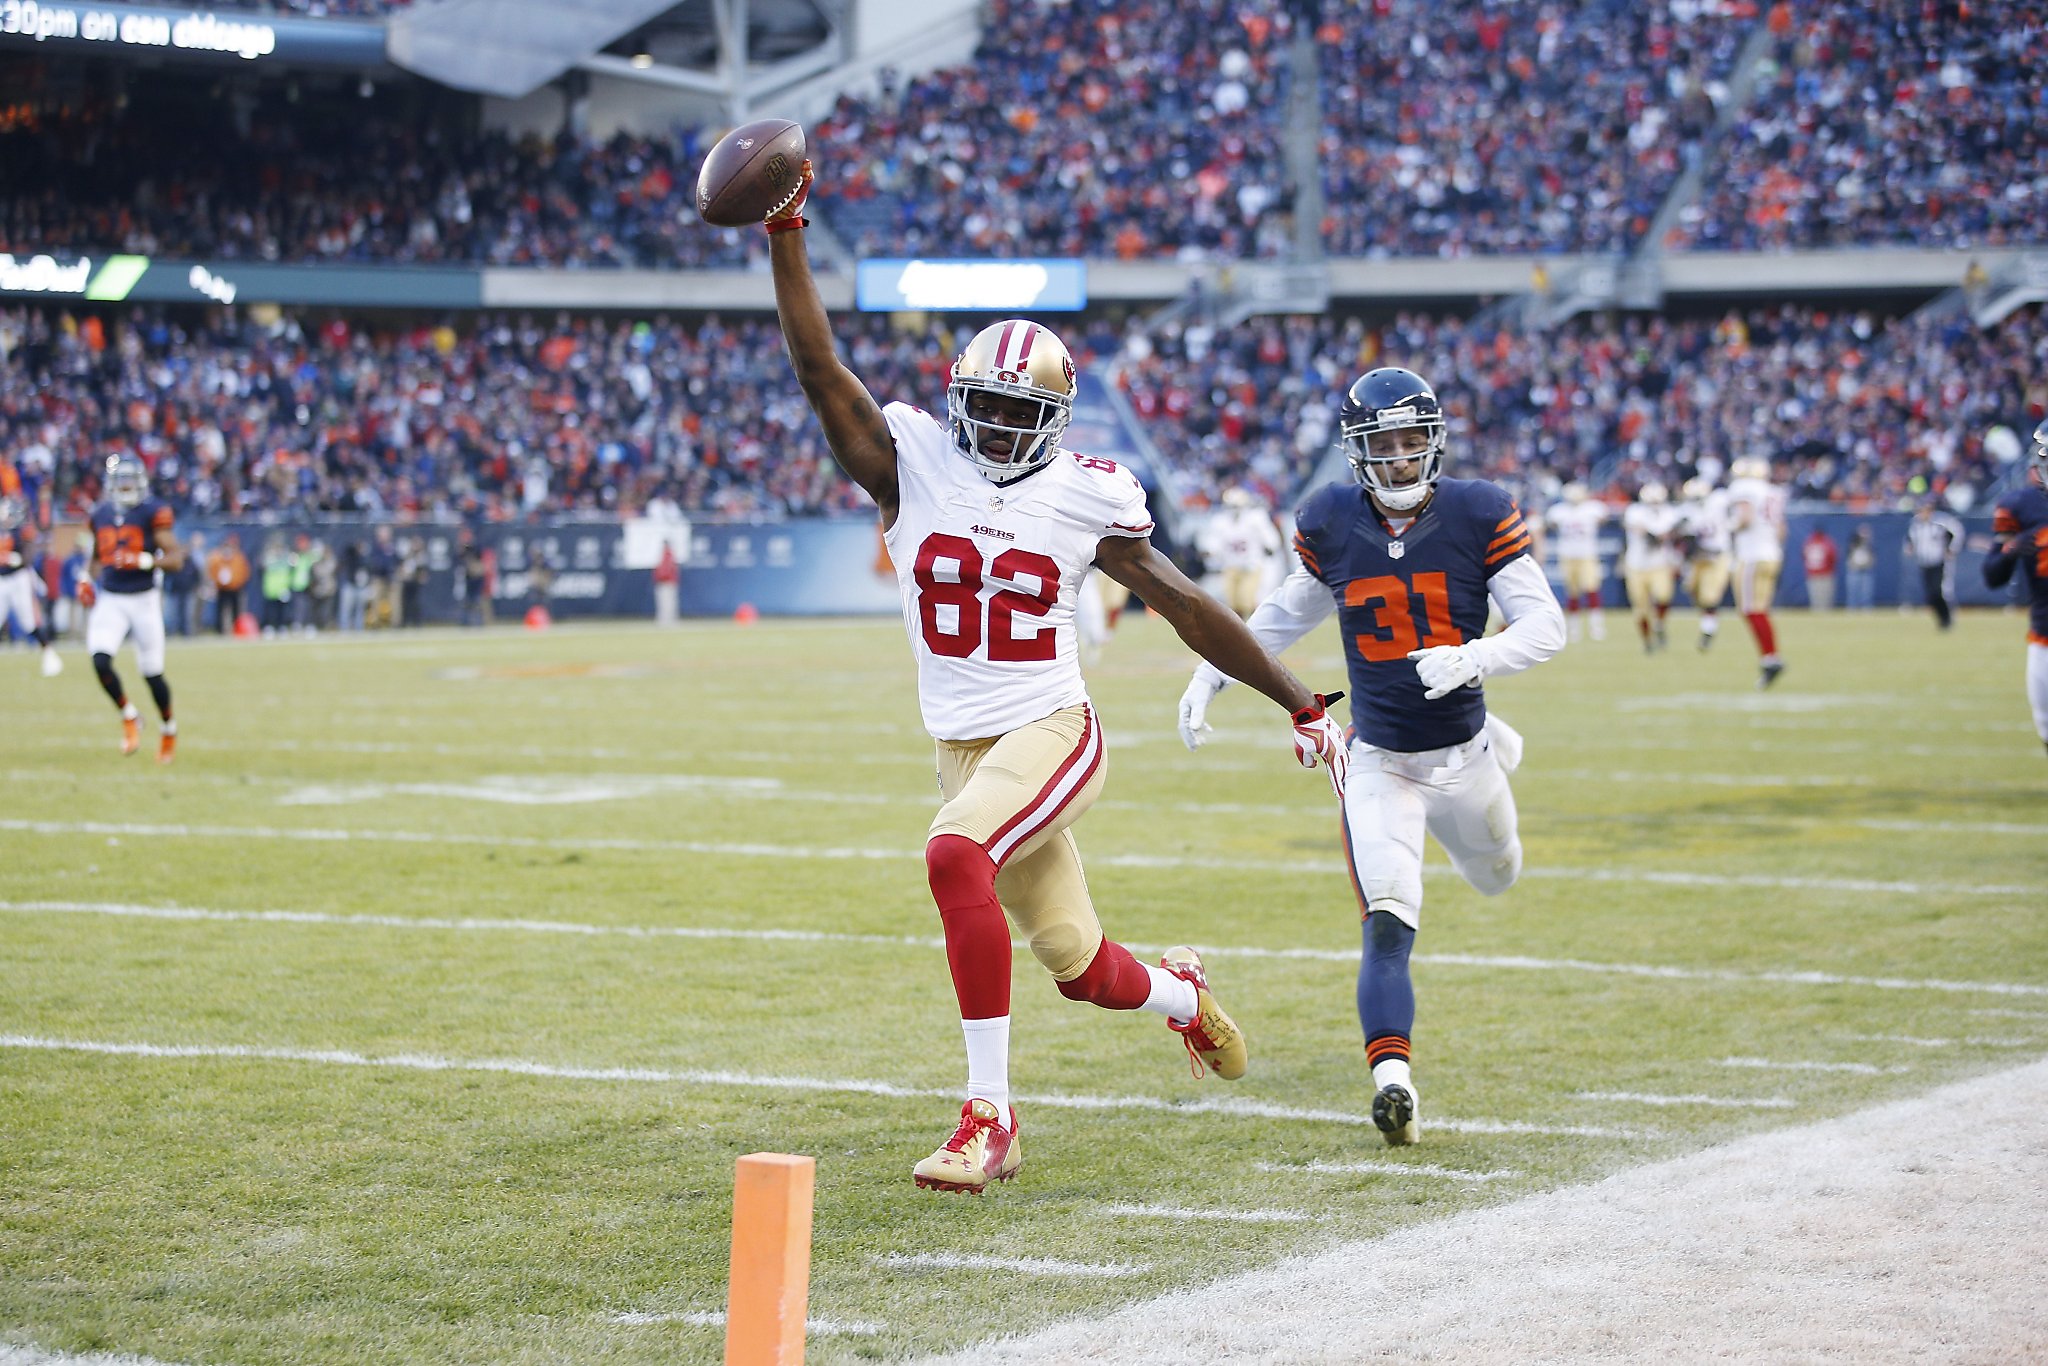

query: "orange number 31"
left=1344, top=571, right=1462, bottom=663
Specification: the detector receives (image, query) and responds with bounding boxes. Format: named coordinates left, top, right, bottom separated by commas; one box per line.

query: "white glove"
left=1407, top=644, right=1484, bottom=700
left=136, top=551, right=155, bottom=571
left=1290, top=692, right=1348, bottom=798
left=1178, top=673, right=1222, bottom=751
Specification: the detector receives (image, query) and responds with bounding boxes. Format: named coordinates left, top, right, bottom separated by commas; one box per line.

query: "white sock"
left=1701, top=615, right=1719, bottom=637
left=961, top=1015, right=1011, bottom=1125
left=120, top=702, right=138, bottom=721
left=1372, top=1058, right=1414, bottom=1097
left=161, top=720, right=177, bottom=736
left=1140, top=965, right=1199, bottom=1023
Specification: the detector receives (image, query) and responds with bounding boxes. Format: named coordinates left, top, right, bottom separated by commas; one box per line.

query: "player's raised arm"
left=1096, top=533, right=1347, bottom=789
left=762, top=160, right=900, bottom=521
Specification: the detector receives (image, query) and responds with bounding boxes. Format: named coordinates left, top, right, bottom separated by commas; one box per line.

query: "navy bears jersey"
left=1293, top=476, right=1533, bottom=751
left=1985, top=483, right=2048, bottom=644
left=91, top=498, right=175, bottom=594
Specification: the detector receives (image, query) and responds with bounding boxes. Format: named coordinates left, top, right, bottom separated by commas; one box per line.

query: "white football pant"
left=1340, top=723, right=1521, bottom=930
left=87, top=588, right=167, bottom=675
left=2028, top=642, right=2048, bottom=744
left=0, top=571, right=43, bottom=634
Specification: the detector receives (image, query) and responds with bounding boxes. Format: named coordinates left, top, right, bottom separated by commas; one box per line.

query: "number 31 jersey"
left=882, top=402, right=1153, bottom=741
left=1294, top=477, right=1531, bottom=752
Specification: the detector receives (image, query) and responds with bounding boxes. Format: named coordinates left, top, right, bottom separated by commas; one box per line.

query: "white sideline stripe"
left=609, top=1310, right=881, bottom=1335
left=7, top=820, right=2033, bottom=900
left=0, top=1349, right=194, bottom=1366
left=9, top=901, right=2045, bottom=1002
left=1842, top=1034, right=2036, bottom=1049
left=1255, top=1160, right=1522, bottom=1183
left=0, top=1036, right=1638, bottom=1138
left=1573, top=1091, right=1796, bottom=1110
left=1715, top=1057, right=1909, bottom=1076
left=1100, top=1204, right=1314, bottom=1224
left=877, top=1253, right=1147, bottom=1279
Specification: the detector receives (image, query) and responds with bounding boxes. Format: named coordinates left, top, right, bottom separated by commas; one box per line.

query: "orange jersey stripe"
left=1495, top=511, right=1521, bottom=531
left=1293, top=535, right=1320, bottom=573
left=1485, top=534, right=1533, bottom=565
left=1486, top=522, right=1527, bottom=552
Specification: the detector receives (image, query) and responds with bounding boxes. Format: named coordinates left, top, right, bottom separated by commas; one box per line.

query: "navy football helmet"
left=1338, top=367, right=1446, bottom=512
left=105, top=453, right=150, bottom=509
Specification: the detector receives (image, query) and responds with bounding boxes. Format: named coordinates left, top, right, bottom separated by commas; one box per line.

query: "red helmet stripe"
left=1014, top=324, right=1038, bottom=366
left=992, top=321, right=1017, bottom=371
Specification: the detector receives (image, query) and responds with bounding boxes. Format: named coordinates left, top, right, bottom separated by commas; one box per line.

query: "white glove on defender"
left=1178, top=673, right=1222, bottom=751
left=1407, top=644, right=1484, bottom=700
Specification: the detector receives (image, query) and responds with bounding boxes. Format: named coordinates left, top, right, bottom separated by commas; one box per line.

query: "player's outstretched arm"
left=1097, top=536, right=1314, bottom=712
left=766, top=162, right=899, bottom=521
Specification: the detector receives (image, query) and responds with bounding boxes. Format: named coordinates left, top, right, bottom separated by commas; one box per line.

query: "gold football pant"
left=1688, top=554, right=1730, bottom=611
left=931, top=704, right=1107, bottom=981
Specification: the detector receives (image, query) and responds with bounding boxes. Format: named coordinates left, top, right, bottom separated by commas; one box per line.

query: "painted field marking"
left=609, top=1310, right=881, bottom=1336
left=1572, top=1091, right=1797, bottom=1110
left=0, top=1348, right=197, bottom=1366
left=1842, top=1034, right=2038, bottom=1049
left=7, top=820, right=2034, bottom=901
left=8, top=901, right=2046, bottom=1003
left=1714, top=1057, right=1910, bottom=1076
left=0, top=1036, right=1640, bottom=1139
left=876, top=1253, right=1147, bottom=1279
left=1254, top=1160, right=1522, bottom=1183
left=1100, top=1204, right=1315, bottom=1224
left=1966, top=1008, right=2048, bottom=1020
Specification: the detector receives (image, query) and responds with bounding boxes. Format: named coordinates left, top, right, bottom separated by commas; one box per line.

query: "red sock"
left=926, top=833, right=1011, bottom=1018
left=1655, top=602, right=1670, bottom=622
left=1638, top=616, right=1652, bottom=643
left=1565, top=595, right=1579, bottom=613
left=1745, top=611, right=1777, bottom=656
left=1056, top=938, right=1153, bottom=1011
left=1586, top=589, right=1603, bottom=610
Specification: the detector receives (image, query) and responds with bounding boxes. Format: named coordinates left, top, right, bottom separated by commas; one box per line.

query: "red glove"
left=77, top=580, right=97, bottom=609
left=1290, top=691, right=1348, bottom=798
left=764, top=159, right=815, bottom=235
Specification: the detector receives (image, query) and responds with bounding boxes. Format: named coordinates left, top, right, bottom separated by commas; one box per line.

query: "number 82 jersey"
left=883, top=402, right=1153, bottom=741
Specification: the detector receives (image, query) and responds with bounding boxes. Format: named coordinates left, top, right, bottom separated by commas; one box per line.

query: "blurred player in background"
left=82, top=454, right=184, bottom=761
left=1547, top=482, right=1607, bottom=641
left=1678, top=475, right=1733, bottom=652
left=1982, top=420, right=2048, bottom=756
left=0, top=495, right=63, bottom=677
left=765, top=159, right=1347, bottom=1193
left=1905, top=500, right=1966, bottom=631
left=1178, top=367, right=1565, bottom=1148
left=1727, top=457, right=1788, bottom=687
left=1621, top=481, right=1679, bottom=653
left=1199, top=486, right=1284, bottom=618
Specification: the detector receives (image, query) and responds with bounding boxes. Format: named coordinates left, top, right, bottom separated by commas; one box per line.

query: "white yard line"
left=1099, top=1204, right=1314, bottom=1224
left=1254, top=1160, right=1523, bottom=1183
left=1714, top=1057, right=1909, bottom=1075
left=7, top=820, right=2034, bottom=900
left=0, top=1035, right=1638, bottom=1139
left=1843, top=1034, right=2038, bottom=1049
left=608, top=1310, right=880, bottom=1335
left=1572, top=1091, right=1796, bottom=1110
left=0, top=1350, right=193, bottom=1366
left=877, top=1253, right=1148, bottom=1279
left=8, top=901, right=2045, bottom=1002
left=911, top=1058, right=2048, bottom=1365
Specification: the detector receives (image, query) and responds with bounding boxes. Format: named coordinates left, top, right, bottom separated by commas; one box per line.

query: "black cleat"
left=1372, top=1083, right=1419, bottom=1147
left=1759, top=659, right=1786, bottom=690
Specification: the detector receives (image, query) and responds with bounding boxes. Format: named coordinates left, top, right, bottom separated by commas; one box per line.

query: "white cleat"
left=1373, top=1082, right=1420, bottom=1147
left=40, top=648, right=63, bottom=677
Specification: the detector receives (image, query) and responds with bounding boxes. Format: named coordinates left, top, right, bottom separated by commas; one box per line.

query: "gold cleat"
left=1160, top=945, right=1248, bottom=1080
left=158, top=732, right=176, bottom=765
left=119, top=716, right=140, bottom=756
left=912, top=1098, right=1020, bottom=1194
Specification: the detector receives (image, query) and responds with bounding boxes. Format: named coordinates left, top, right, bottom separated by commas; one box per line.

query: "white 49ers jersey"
left=1622, top=502, right=1679, bottom=571
left=1547, top=500, right=1606, bottom=559
left=883, top=402, right=1154, bottom=741
left=1682, top=491, right=1731, bottom=557
left=1727, top=476, right=1786, bottom=564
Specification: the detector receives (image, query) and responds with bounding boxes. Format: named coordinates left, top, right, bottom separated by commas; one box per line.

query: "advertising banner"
left=0, top=1, right=387, bottom=66
left=856, top=258, right=1087, bottom=312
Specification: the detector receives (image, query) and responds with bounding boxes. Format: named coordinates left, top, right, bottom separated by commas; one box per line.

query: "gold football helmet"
left=946, top=319, right=1077, bottom=482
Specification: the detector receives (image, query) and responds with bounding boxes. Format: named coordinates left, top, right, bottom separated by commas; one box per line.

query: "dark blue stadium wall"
left=145, top=511, right=2030, bottom=628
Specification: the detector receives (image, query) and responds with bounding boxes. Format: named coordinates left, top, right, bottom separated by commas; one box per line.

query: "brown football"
left=696, top=119, right=807, bottom=227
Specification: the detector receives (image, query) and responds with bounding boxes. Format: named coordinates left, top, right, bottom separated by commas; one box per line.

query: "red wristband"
left=765, top=216, right=809, bottom=236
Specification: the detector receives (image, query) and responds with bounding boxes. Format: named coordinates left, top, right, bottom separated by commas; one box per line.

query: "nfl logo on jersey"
left=1388, top=541, right=1406, bottom=559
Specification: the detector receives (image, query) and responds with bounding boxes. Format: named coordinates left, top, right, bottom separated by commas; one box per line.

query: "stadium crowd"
left=7, top=0, right=2042, bottom=269
left=1672, top=0, right=2046, bottom=250
left=4, top=302, right=2039, bottom=528
left=1122, top=302, right=2046, bottom=514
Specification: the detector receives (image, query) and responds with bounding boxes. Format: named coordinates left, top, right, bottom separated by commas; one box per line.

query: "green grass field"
left=3, top=606, right=2044, bottom=1364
